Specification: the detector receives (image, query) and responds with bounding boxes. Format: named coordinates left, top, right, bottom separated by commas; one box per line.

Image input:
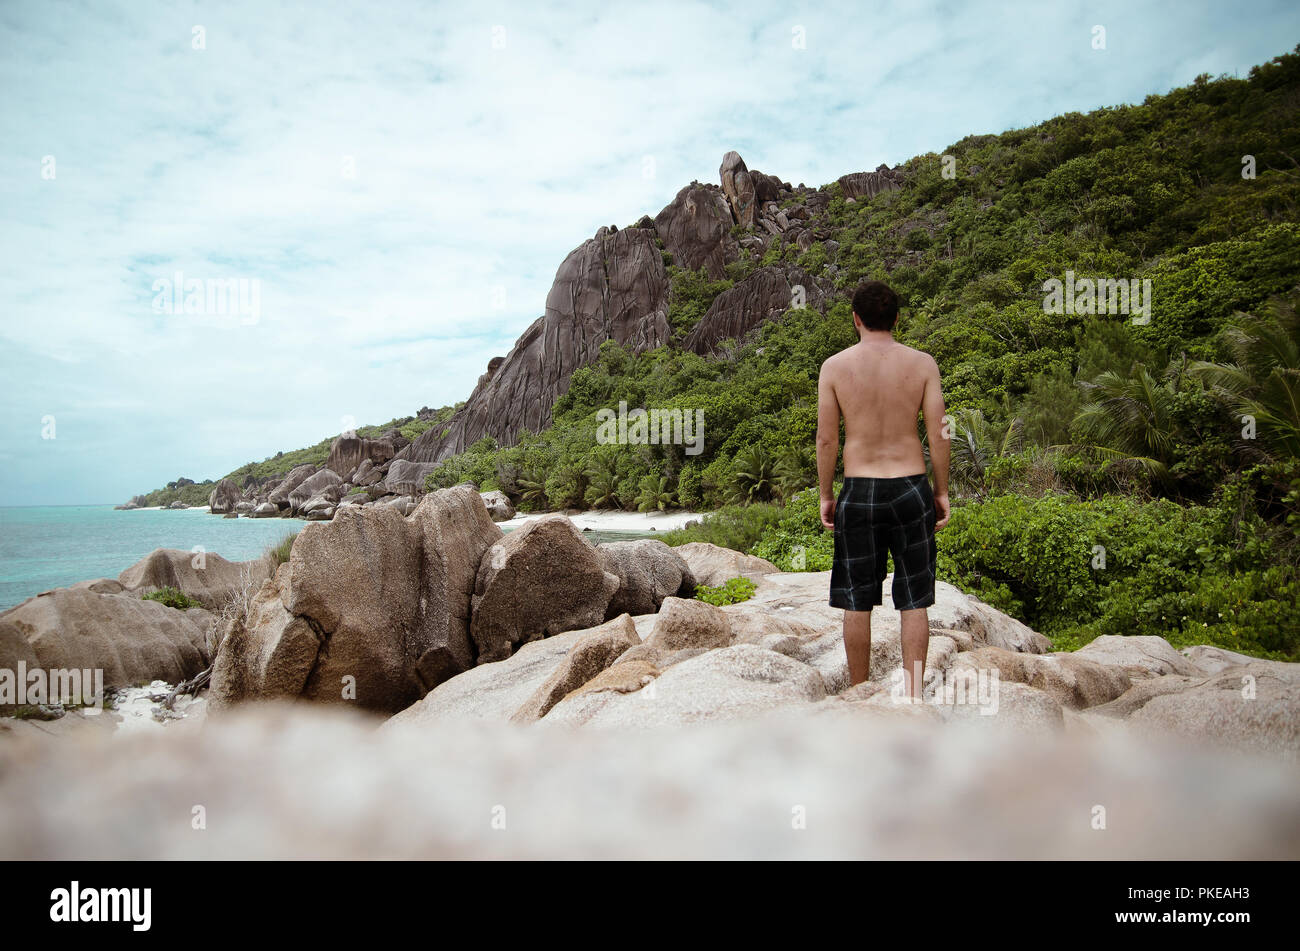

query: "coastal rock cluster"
left=206, top=486, right=701, bottom=712
left=200, top=431, right=520, bottom=524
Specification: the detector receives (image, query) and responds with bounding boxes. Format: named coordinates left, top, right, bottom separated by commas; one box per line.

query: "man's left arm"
left=816, top=361, right=841, bottom=529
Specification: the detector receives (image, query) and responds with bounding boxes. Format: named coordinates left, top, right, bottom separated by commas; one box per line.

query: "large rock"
left=643, top=596, right=732, bottom=653
left=470, top=516, right=619, bottom=663
left=118, top=548, right=270, bottom=611
left=1073, top=634, right=1200, bottom=677
left=837, top=166, right=903, bottom=201
left=949, top=646, right=1132, bottom=711
left=479, top=490, right=515, bottom=522
left=510, top=615, right=640, bottom=722
left=325, top=432, right=396, bottom=483
left=0, top=588, right=210, bottom=693
left=719, top=150, right=757, bottom=228
left=672, top=542, right=778, bottom=588
left=350, top=458, right=384, bottom=488
left=387, top=626, right=595, bottom=724
left=287, top=469, right=343, bottom=514
left=544, top=643, right=826, bottom=727
left=208, top=565, right=320, bottom=709
left=1126, top=661, right=1300, bottom=761
left=683, top=266, right=831, bottom=356
left=407, top=486, right=504, bottom=683
left=208, top=478, right=243, bottom=515
left=653, top=182, right=738, bottom=279
left=383, top=459, right=438, bottom=496
left=598, top=539, right=696, bottom=617
left=267, top=464, right=317, bottom=509
left=214, top=486, right=505, bottom=715
left=284, top=505, right=424, bottom=712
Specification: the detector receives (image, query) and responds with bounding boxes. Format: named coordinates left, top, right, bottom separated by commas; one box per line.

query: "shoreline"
left=119, top=504, right=709, bottom=531
left=503, top=509, right=705, bottom=532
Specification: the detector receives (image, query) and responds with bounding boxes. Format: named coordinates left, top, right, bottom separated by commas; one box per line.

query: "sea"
left=0, top=505, right=654, bottom=612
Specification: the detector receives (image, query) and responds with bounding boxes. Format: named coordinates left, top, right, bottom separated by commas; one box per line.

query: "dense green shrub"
left=751, top=486, right=836, bottom=571
left=936, top=488, right=1299, bottom=658
left=694, top=577, right=757, bottom=606
left=660, top=503, right=785, bottom=552
left=142, top=587, right=202, bottom=610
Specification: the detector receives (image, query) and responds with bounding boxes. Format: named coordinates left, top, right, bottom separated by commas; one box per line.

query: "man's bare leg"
left=899, top=607, right=930, bottom=701
left=843, top=610, right=871, bottom=686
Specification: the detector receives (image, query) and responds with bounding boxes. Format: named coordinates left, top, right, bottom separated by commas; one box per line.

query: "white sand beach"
left=504, top=509, right=707, bottom=532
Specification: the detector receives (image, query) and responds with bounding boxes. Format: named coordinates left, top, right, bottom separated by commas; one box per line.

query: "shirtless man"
left=816, top=281, right=951, bottom=699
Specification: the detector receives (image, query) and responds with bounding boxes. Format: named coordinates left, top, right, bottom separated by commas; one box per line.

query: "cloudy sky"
left=1, top=0, right=1296, bottom=505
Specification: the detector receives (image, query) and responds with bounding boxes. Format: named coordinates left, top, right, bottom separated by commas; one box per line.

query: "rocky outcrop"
left=398, top=226, right=672, bottom=465
left=598, top=539, right=695, bottom=617
left=351, top=459, right=385, bottom=488
left=470, top=515, right=620, bottom=663
left=672, top=542, right=778, bottom=587
left=479, top=490, right=515, bottom=522
left=653, top=183, right=737, bottom=279
left=719, top=151, right=758, bottom=229
left=382, top=459, right=438, bottom=496
left=509, top=615, right=640, bottom=722
left=1123, top=662, right=1300, bottom=761
left=208, top=565, right=319, bottom=709
left=683, top=265, right=831, bottom=355
left=838, top=164, right=904, bottom=201
left=208, top=478, right=243, bottom=514
left=118, top=548, right=270, bottom=611
left=546, top=643, right=826, bottom=728
left=325, top=432, right=396, bottom=483
left=0, top=588, right=210, bottom=692
left=643, top=596, right=732, bottom=653
left=210, top=485, right=502, bottom=714
left=949, top=646, right=1132, bottom=710
left=287, top=469, right=343, bottom=515
left=267, top=464, right=317, bottom=510
left=408, top=487, right=504, bottom=684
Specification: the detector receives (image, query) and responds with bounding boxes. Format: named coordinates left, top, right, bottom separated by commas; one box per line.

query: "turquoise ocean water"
left=0, top=505, right=652, bottom=612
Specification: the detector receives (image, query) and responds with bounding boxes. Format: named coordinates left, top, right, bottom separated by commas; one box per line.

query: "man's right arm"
left=921, top=354, right=951, bottom=529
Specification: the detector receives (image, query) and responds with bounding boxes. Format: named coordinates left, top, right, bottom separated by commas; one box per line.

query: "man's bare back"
left=821, top=337, right=935, bottom=479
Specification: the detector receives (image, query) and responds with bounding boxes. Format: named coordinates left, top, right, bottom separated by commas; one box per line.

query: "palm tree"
left=583, top=454, right=622, bottom=509
left=729, top=444, right=777, bottom=504
left=773, top=448, right=813, bottom=500
left=515, top=469, right=548, bottom=507
left=945, top=408, right=1024, bottom=497
left=1064, top=363, right=1179, bottom=488
left=635, top=474, right=677, bottom=513
left=1189, top=294, right=1300, bottom=461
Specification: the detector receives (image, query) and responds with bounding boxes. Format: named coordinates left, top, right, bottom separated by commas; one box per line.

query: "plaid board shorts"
left=829, top=474, right=937, bottom=612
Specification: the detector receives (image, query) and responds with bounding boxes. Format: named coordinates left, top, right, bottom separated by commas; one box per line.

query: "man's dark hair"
left=851, top=281, right=900, bottom=331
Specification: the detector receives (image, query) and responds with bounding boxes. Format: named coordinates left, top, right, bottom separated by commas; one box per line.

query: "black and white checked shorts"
left=829, top=474, right=937, bottom=612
